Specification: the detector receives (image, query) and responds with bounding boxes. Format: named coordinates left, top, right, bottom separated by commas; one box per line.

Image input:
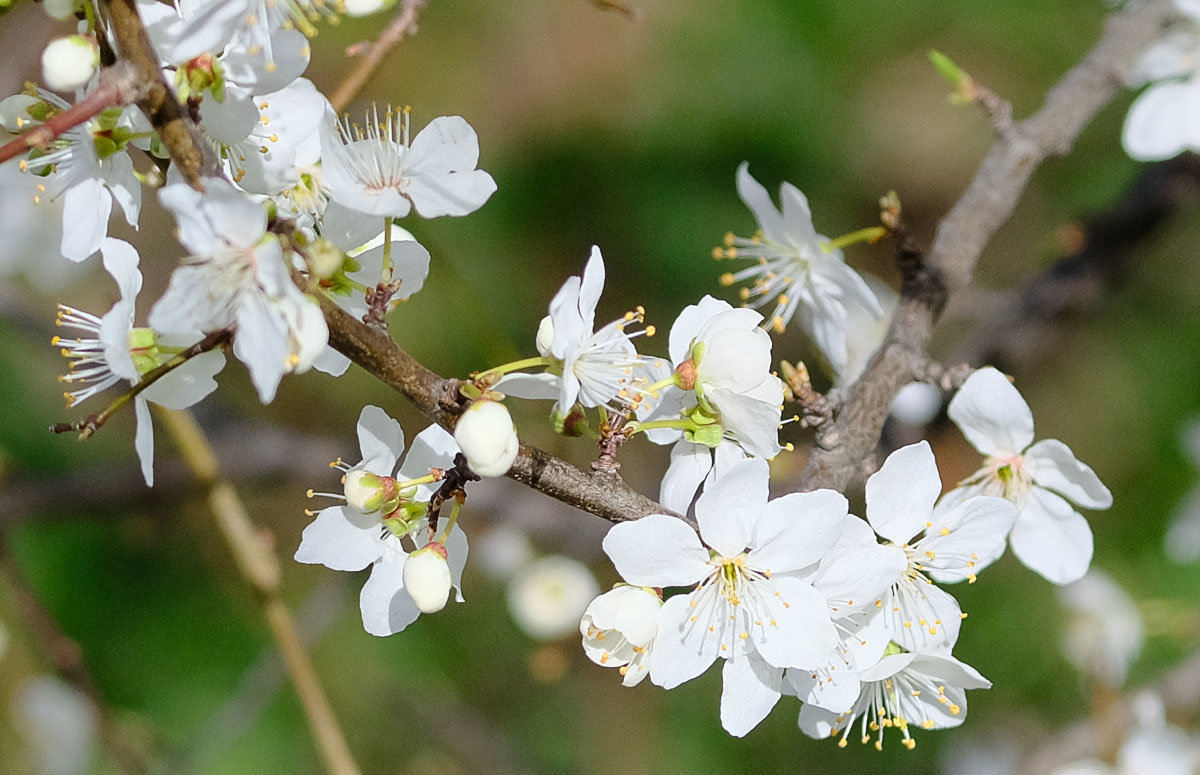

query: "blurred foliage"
left=0, top=0, right=1197, bottom=773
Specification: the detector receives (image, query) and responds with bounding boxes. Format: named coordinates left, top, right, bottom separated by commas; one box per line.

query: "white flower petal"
left=947, top=367, right=1034, bottom=457
left=1026, top=439, right=1113, bottom=510
left=923, top=495, right=1017, bottom=584
left=753, top=576, right=838, bottom=670
left=649, top=594, right=720, bottom=689
left=406, top=169, right=497, bottom=218
left=134, top=397, right=154, bottom=487
left=61, top=178, right=110, bottom=261
left=659, top=441, right=713, bottom=515
left=495, top=372, right=561, bottom=401
left=695, top=457, right=767, bottom=557
left=735, top=162, right=787, bottom=244
left=1010, top=488, right=1094, bottom=584
left=667, top=296, right=731, bottom=365
left=1122, top=80, right=1200, bottom=162
left=294, top=506, right=383, bottom=571
left=865, top=441, right=941, bottom=544
left=141, top=350, right=225, bottom=409
left=356, top=404, right=405, bottom=477
left=748, top=490, right=847, bottom=574
left=232, top=293, right=289, bottom=404
left=602, top=515, right=709, bottom=588
left=720, top=656, right=783, bottom=737
left=707, top=385, right=782, bottom=459
left=359, top=547, right=421, bottom=636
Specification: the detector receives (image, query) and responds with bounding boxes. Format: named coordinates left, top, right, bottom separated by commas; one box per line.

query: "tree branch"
left=156, top=407, right=362, bottom=775
left=318, top=294, right=683, bottom=525
left=101, top=0, right=221, bottom=186
left=328, top=0, right=427, bottom=113
left=799, top=0, right=1180, bottom=491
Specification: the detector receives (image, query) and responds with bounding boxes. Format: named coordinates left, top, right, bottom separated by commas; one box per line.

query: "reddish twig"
left=0, top=62, right=142, bottom=167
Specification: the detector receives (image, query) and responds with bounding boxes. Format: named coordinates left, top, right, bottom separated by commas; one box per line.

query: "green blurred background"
left=0, top=0, right=1198, bottom=772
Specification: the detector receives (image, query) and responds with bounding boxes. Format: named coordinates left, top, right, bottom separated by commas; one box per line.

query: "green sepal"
left=685, top=422, right=725, bottom=448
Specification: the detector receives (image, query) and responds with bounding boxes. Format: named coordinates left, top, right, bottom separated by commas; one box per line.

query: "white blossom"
left=53, top=238, right=224, bottom=486
left=1165, top=415, right=1200, bottom=564
left=295, top=407, right=469, bottom=636
left=718, top=162, right=883, bottom=375
left=0, top=88, right=141, bottom=261
left=798, top=647, right=991, bottom=750
left=497, top=246, right=655, bottom=413
left=941, top=367, right=1113, bottom=584
left=507, top=555, right=600, bottom=640
left=1058, top=569, right=1143, bottom=687
left=580, top=585, right=662, bottom=686
left=148, top=177, right=327, bottom=403
left=866, top=441, right=1017, bottom=652
left=404, top=544, right=453, bottom=614
left=1121, top=8, right=1200, bottom=161
left=321, top=106, right=497, bottom=220
left=603, top=457, right=844, bottom=736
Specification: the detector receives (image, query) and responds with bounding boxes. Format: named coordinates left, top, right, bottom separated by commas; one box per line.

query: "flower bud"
left=345, top=0, right=392, bottom=16
left=455, top=399, right=519, bottom=477
left=344, top=469, right=388, bottom=513
left=306, top=237, right=344, bottom=279
left=535, top=315, right=555, bottom=357
left=42, top=0, right=77, bottom=20
left=403, top=543, right=452, bottom=614
left=673, top=358, right=697, bottom=390
left=41, top=36, right=99, bottom=93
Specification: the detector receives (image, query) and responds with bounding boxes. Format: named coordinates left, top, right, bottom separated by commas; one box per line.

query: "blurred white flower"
left=1165, top=415, right=1200, bottom=564
left=507, top=555, right=599, bottom=640
left=1058, top=569, right=1143, bottom=687
left=475, top=525, right=534, bottom=581
left=890, top=382, right=943, bottom=427
left=11, top=676, right=97, bottom=775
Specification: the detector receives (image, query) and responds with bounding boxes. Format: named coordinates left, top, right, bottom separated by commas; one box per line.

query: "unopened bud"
left=674, top=358, right=697, bottom=391
left=404, top=543, right=451, bottom=613
left=454, top=399, right=519, bottom=477
left=42, top=0, right=77, bottom=20
left=41, top=36, right=99, bottom=93
left=306, top=237, right=344, bottom=279
left=344, top=469, right=388, bottom=513
left=345, top=0, right=392, bottom=16
left=535, top=315, right=555, bottom=357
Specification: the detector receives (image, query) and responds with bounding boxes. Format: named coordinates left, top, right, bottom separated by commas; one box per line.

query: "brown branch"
left=0, top=62, right=143, bottom=166
left=952, top=152, right=1200, bottom=370
left=156, top=408, right=362, bottom=775
left=799, top=0, right=1180, bottom=491
left=101, top=0, right=221, bottom=186
left=328, top=0, right=427, bottom=113
left=318, top=293, right=682, bottom=524
left=0, top=535, right=154, bottom=774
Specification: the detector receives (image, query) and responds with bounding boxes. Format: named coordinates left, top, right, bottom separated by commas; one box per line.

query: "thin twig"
left=155, top=408, right=362, bottom=775
left=50, top=328, right=231, bottom=439
left=329, top=0, right=427, bottom=113
left=0, top=535, right=154, bottom=775
left=799, top=0, right=1180, bottom=491
left=0, top=62, right=143, bottom=166
left=317, top=291, right=682, bottom=524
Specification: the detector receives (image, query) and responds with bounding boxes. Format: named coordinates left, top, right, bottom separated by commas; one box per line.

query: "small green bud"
left=686, top=423, right=725, bottom=448
left=306, top=237, right=345, bottom=279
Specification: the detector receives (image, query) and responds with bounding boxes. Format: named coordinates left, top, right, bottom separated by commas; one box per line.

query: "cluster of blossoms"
left=4, top=0, right=496, bottom=483
left=6, top=0, right=1162, bottom=756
